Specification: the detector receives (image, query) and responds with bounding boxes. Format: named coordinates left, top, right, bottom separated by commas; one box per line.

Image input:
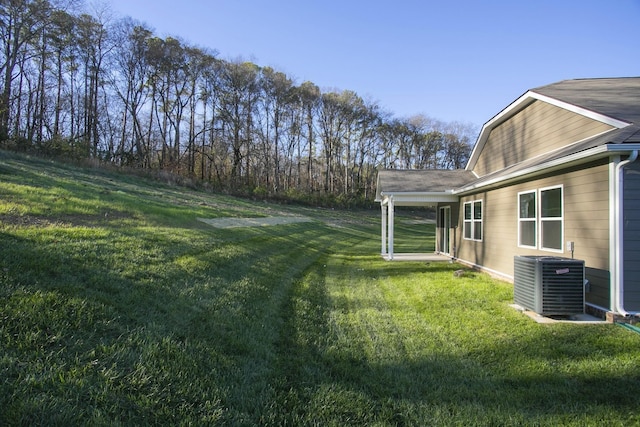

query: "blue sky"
left=104, top=0, right=640, bottom=128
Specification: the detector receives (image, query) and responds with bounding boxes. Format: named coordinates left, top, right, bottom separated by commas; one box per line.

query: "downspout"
left=381, top=201, right=387, bottom=257
left=614, top=150, right=639, bottom=317
left=388, top=195, right=394, bottom=260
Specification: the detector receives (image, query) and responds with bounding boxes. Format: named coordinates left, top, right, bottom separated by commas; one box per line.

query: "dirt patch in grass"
left=198, top=216, right=313, bottom=229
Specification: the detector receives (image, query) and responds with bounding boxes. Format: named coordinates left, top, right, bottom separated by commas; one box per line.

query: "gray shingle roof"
left=531, top=77, right=640, bottom=125
left=376, top=169, right=476, bottom=194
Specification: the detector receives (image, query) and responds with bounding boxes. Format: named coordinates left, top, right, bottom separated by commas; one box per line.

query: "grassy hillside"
left=1, top=151, right=639, bottom=426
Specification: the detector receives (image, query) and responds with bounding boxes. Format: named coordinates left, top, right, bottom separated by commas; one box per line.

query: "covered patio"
left=375, top=169, right=477, bottom=261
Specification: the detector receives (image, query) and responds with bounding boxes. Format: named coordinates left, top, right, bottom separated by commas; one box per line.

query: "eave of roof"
left=376, top=191, right=459, bottom=206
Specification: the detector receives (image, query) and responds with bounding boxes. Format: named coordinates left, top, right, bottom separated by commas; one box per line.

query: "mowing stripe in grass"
left=2, top=151, right=640, bottom=426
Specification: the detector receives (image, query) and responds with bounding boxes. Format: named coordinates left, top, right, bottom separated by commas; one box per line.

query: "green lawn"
left=1, top=151, right=639, bottom=426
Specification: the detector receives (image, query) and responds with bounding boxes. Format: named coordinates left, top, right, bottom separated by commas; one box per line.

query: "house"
left=375, top=77, right=640, bottom=318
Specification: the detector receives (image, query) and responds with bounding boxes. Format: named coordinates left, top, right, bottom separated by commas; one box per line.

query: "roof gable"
left=471, top=99, right=615, bottom=177
left=466, top=77, right=640, bottom=172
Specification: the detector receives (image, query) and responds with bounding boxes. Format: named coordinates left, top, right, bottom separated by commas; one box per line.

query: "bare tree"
left=109, top=19, right=154, bottom=166
left=258, top=66, right=293, bottom=192
left=0, top=0, right=57, bottom=139
left=218, top=60, right=260, bottom=185
left=75, top=11, right=113, bottom=157
left=297, top=81, right=320, bottom=191
left=0, top=1, right=478, bottom=205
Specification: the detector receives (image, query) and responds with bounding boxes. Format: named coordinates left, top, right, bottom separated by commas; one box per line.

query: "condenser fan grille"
left=514, top=256, right=585, bottom=316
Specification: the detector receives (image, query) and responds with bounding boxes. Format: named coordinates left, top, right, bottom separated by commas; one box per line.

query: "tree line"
left=0, top=0, right=477, bottom=205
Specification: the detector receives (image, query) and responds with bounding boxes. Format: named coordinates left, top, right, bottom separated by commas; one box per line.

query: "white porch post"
left=381, top=202, right=387, bottom=256
left=388, top=196, right=394, bottom=260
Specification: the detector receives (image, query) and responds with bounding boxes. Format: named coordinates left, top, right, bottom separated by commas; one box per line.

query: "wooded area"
left=0, top=0, right=476, bottom=205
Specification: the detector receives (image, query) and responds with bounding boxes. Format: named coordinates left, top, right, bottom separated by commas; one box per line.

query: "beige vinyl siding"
left=473, top=100, right=614, bottom=177
left=455, top=161, right=611, bottom=308
left=585, top=268, right=610, bottom=309
left=563, top=167, right=610, bottom=269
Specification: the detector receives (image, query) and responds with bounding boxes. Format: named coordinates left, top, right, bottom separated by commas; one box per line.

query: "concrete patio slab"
left=510, top=304, right=607, bottom=324
left=383, top=253, right=452, bottom=262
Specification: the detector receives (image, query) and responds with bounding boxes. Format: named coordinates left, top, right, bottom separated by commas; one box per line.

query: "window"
left=517, top=185, right=563, bottom=252
left=518, top=191, right=536, bottom=248
left=464, top=202, right=472, bottom=239
left=463, top=200, right=482, bottom=241
left=540, top=186, right=563, bottom=251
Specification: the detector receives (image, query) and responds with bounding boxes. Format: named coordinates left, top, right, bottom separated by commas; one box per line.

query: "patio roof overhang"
left=378, top=190, right=458, bottom=261
left=377, top=191, right=458, bottom=207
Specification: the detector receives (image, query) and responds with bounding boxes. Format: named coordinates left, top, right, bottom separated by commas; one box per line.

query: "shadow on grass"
left=1, top=220, right=359, bottom=424
left=268, top=256, right=640, bottom=425
left=301, top=349, right=639, bottom=424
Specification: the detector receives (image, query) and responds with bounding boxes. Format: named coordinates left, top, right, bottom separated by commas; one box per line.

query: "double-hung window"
left=540, top=186, right=563, bottom=251
left=518, top=191, right=536, bottom=248
left=517, top=185, right=563, bottom=251
left=463, top=200, right=482, bottom=241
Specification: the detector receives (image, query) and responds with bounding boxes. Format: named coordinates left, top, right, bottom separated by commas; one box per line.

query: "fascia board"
left=604, top=144, right=640, bottom=152
left=379, top=191, right=458, bottom=204
left=380, top=191, right=456, bottom=198
left=530, top=92, right=632, bottom=128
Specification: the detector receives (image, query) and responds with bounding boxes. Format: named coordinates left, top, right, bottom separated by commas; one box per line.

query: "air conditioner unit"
left=514, top=256, right=585, bottom=316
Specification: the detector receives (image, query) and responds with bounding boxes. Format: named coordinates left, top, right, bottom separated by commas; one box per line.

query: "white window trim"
left=517, top=190, right=537, bottom=249
left=539, top=184, right=564, bottom=253
left=463, top=199, right=483, bottom=242
left=463, top=201, right=472, bottom=240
